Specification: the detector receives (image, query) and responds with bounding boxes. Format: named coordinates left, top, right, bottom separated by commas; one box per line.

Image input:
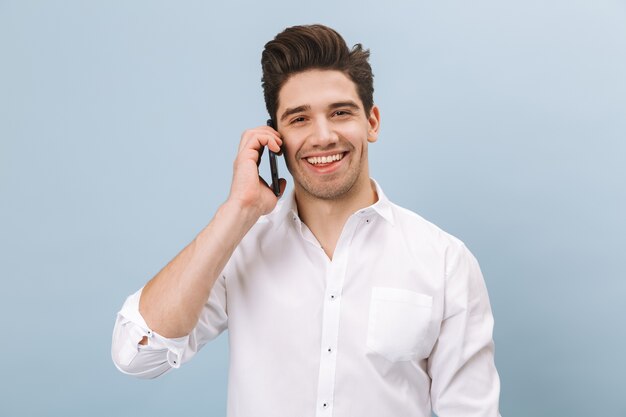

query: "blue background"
left=1, top=1, right=625, bottom=416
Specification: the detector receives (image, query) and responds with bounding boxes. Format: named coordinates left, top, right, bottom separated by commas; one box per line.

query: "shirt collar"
left=367, top=178, right=395, bottom=226
left=270, top=178, right=395, bottom=226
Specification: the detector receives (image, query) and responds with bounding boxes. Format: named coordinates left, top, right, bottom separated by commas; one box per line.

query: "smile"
left=305, top=153, right=345, bottom=165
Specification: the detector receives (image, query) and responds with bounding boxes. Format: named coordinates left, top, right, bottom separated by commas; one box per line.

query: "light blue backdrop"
left=1, top=1, right=625, bottom=416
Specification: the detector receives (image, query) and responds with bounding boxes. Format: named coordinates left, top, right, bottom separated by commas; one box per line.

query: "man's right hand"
left=227, top=125, right=286, bottom=220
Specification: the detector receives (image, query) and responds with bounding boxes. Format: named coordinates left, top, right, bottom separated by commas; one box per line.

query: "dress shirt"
left=112, top=180, right=501, bottom=417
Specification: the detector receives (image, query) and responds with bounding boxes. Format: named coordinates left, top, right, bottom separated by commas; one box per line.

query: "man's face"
left=276, top=69, right=380, bottom=201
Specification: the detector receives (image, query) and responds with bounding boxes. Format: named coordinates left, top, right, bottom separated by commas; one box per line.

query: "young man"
left=112, top=24, right=501, bottom=416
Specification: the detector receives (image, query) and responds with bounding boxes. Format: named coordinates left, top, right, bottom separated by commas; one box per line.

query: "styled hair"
left=261, top=24, right=374, bottom=123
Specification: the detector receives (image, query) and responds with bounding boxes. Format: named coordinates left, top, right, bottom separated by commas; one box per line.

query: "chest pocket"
left=366, top=287, right=434, bottom=362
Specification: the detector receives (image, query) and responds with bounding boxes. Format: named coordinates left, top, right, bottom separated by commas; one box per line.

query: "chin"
left=296, top=176, right=360, bottom=200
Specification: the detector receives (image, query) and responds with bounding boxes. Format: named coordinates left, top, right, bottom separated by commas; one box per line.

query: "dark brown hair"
left=261, top=24, right=374, bottom=123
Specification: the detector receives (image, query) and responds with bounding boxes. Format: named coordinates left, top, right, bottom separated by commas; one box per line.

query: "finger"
left=236, top=148, right=266, bottom=168
left=235, top=131, right=283, bottom=172
left=239, top=128, right=283, bottom=153
left=257, top=130, right=282, bottom=152
left=244, top=135, right=283, bottom=157
left=259, top=124, right=282, bottom=137
left=239, top=126, right=281, bottom=145
left=258, top=175, right=286, bottom=198
left=257, top=145, right=265, bottom=167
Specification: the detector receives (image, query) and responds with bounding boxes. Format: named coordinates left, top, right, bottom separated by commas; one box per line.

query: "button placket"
left=314, top=215, right=359, bottom=417
left=316, top=287, right=340, bottom=415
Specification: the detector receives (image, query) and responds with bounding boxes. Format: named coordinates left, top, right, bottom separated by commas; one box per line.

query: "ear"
left=367, top=105, right=381, bottom=143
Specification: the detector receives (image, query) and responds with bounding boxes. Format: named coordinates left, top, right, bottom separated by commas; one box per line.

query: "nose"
left=310, top=117, right=338, bottom=147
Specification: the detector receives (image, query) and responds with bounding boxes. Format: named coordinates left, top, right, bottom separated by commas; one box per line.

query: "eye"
left=290, top=116, right=306, bottom=125
left=333, top=110, right=352, bottom=117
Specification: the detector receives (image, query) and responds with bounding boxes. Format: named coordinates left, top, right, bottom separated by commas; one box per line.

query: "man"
left=112, top=24, right=501, bottom=416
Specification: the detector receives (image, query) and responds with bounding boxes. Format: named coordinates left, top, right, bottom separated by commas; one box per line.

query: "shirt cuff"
left=117, top=288, right=189, bottom=369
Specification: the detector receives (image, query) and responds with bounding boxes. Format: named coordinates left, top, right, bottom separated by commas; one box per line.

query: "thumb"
left=278, top=178, right=288, bottom=197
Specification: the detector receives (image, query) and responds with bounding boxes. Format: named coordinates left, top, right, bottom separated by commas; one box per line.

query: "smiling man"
left=112, top=24, right=501, bottom=417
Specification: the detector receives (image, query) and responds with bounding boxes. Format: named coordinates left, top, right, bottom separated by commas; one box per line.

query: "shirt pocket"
left=366, top=287, right=434, bottom=362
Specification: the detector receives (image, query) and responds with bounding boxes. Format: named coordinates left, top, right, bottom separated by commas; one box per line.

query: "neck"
left=295, top=175, right=378, bottom=259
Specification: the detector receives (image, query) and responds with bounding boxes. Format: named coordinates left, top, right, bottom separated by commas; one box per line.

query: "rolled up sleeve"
left=111, top=275, right=228, bottom=379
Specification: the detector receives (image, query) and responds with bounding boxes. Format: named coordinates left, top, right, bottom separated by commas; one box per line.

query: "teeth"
left=306, top=153, right=344, bottom=165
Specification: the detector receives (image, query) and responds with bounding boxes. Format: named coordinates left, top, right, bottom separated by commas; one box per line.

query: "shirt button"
left=322, top=403, right=328, bottom=408
left=330, top=294, right=336, bottom=300
left=327, top=347, right=333, bottom=353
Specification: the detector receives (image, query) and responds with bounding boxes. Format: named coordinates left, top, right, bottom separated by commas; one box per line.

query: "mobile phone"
left=266, top=118, right=280, bottom=196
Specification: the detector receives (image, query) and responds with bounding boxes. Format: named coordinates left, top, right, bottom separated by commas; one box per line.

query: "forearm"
left=131, top=124, right=283, bottom=341
left=139, top=200, right=258, bottom=338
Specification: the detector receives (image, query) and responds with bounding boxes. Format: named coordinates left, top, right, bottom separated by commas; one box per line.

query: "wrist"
left=194, top=200, right=260, bottom=257
left=219, top=199, right=262, bottom=231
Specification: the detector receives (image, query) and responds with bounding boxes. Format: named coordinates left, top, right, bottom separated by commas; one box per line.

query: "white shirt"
left=112, top=180, right=501, bottom=417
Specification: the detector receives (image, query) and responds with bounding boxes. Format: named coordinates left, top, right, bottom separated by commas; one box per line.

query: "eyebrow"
left=328, top=101, right=361, bottom=111
left=279, top=105, right=311, bottom=123
left=279, top=101, right=361, bottom=122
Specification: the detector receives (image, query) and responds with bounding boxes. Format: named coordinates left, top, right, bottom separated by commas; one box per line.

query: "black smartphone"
left=266, top=118, right=280, bottom=196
